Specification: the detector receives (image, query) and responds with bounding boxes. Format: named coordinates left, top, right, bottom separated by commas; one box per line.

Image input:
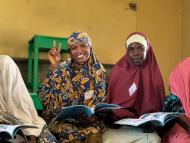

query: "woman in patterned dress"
left=38, top=31, right=108, bottom=143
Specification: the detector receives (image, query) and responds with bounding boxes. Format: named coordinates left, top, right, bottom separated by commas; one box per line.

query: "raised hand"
left=48, top=40, right=61, bottom=69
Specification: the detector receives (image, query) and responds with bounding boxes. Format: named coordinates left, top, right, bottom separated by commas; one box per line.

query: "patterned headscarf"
left=67, top=31, right=97, bottom=66
left=67, top=31, right=92, bottom=47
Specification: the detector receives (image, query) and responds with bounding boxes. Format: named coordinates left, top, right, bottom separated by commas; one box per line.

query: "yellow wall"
left=136, top=0, right=182, bottom=94
left=182, top=0, right=190, bottom=59
left=1, top=0, right=190, bottom=94
left=0, top=0, right=136, bottom=63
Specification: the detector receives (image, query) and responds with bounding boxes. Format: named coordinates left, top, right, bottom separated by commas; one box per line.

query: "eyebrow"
left=128, top=44, right=144, bottom=48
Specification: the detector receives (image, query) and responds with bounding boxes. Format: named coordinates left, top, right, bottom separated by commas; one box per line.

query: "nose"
left=74, top=46, right=84, bottom=55
left=76, top=46, right=81, bottom=51
left=133, top=48, right=140, bottom=56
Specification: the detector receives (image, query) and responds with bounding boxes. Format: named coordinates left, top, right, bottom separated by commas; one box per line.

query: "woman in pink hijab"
left=162, top=57, right=190, bottom=143
left=103, top=32, right=165, bottom=143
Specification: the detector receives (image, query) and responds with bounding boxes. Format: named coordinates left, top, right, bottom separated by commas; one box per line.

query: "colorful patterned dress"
left=38, top=32, right=108, bottom=143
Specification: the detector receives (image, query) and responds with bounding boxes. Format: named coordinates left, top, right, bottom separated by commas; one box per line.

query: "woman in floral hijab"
left=38, top=31, right=108, bottom=143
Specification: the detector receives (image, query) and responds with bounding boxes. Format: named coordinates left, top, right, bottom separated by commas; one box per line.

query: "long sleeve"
left=92, top=68, right=108, bottom=105
left=0, top=55, right=46, bottom=137
left=38, top=66, right=64, bottom=122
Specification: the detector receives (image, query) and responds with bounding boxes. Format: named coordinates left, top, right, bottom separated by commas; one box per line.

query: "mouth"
left=133, top=59, right=141, bottom=62
left=131, top=58, right=143, bottom=65
left=76, top=54, right=85, bottom=58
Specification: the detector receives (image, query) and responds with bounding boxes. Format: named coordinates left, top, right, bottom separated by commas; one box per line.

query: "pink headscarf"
left=169, top=57, right=190, bottom=117
left=162, top=57, right=190, bottom=143
left=107, top=32, right=165, bottom=119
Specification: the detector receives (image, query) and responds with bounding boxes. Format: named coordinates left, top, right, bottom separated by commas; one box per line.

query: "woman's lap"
left=103, top=126, right=161, bottom=143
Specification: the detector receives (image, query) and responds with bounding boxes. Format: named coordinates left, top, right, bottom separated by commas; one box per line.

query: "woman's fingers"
left=49, top=44, right=60, bottom=55
left=53, top=40, right=56, bottom=49
left=49, top=49, right=57, bottom=55
left=52, top=41, right=61, bottom=52
left=58, top=42, right=62, bottom=52
left=48, top=40, right=62, bottom=66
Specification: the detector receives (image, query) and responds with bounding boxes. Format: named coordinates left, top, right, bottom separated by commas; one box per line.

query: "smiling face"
left=127, top=42, right=145, bottom=66
left=69, top=42, right=91, bottom=64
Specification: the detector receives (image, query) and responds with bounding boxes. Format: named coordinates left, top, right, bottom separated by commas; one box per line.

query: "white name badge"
left=84, top=90, right=94, bottom=100
left=129, top=82, right=137, bottom=96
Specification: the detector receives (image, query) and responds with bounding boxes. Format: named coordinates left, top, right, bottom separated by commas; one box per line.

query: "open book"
left=56, top=103, right=121, bottom=120
left=115, top=112, right=183, bottom=127
left=0, top=124, right=36, bottom=141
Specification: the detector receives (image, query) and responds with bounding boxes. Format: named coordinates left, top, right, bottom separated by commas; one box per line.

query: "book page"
left=56, top=105, right=94, bottom=120
left=115, top=112, right=183, bottom=127
left=93, top=103, right=121, bottom=112
left=0, top=125, right=20, bottom=139
left=162, top=112, right=183, bottom=124
left=140, top=112, right=183, bottom=124
left=115, top=118, right=154, bottom=126
left=139, top=112, right=166, bottom=123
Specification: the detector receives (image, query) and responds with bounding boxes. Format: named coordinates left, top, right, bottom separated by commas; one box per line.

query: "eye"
left=70, top=45, right=77, bottom=50
left=139, top=46, right=144, bottom=51
left=128, top=47, right=133, bottom=52
left=80, top=43, right=88, bottom=48
left=81, top=44, right=86, bottom=48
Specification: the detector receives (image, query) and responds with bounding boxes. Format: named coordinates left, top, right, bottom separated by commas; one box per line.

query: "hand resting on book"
left=77, top=112, right=98, bottom=125
left=95, top=111, right=121, bottom=129
left=176, top=115, right=190, bottom=133
left=140, top=124, right=156, bottom=133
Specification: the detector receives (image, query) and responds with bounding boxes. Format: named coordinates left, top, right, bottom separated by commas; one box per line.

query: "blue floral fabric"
left=163, top=93, right=185, bottom=113
left=67, top=31, right=92, bottom=47
left=38, top=31, right=108, bottom=142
